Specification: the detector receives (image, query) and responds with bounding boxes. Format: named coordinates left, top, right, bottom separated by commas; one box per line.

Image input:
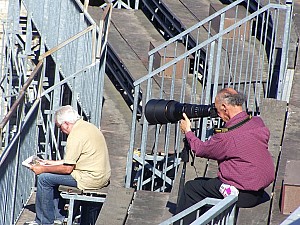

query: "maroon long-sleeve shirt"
left=185, top=111, right=275, bottom=191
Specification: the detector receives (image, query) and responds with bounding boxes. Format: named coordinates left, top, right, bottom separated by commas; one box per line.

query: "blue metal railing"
left=0, top=1, right=112, bottom=224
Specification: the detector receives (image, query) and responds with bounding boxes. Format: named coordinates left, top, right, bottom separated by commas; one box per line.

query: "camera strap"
left=214, top=115, right=252, bottom=133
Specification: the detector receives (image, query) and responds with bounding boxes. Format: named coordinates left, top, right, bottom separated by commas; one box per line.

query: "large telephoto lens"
left=144, top=99, right=216, bottom=125
left=182, top=103, right=211, bottom=119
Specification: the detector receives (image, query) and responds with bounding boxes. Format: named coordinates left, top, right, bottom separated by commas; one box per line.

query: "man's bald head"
left=214, top=88, right=246, bottom=122
left=216, top=88, right=246, bottom=107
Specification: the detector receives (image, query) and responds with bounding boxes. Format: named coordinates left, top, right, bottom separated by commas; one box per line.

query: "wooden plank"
left=160, top=0, right=199, bottom=30
left=270, top=103, right=300, bottom=223
left=110, top=9, right=191, bottom=99
left=88, top=6, right=149, bottom=82
left=101, top=75, right=134, bottom=187
left=281, top=160, right=300, bottom=215
left=164, top=162, right=184, bottom=217
left=269, top=38, right=300, bottom=224
left=96, top=186, right=134, bottom=225
left=185, top=157, right=207, bottom=182
left=111, top=9, right=165, bottom=67
left=260, top=98, right=287, bottom=163
left=16, top=192, right=36, bottom=225
left=205, top=159, right=218, bottom=178
left=179, top=0, right=217, bottom=22
left=125, top=190, right=170, bottom=225
left=236, top=98, right=287, bottom=225
left=58, top=185, right=109, bottom=196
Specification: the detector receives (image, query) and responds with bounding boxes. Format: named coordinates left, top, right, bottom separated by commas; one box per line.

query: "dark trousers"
left=80, top=201, right=103, bottom=225
left=176, top=177, right=265, bottom=225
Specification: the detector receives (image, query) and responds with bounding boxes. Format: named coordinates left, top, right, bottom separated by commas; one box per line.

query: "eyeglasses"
left=57, top=122, right=65, bottom=129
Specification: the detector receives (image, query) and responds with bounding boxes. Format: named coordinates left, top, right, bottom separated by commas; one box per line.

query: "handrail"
left=191, top=195, right=238, bottom=225
left=147, top=0, right=245, bottom=56
left=280, top=206, right=300, bottom=224
left=0, top=19, right=90, bottom=130
left=0, top=1, right=113, bottom=224
left=38, top=24, right=97, bottom=61
left=0, top=8, right=105, bottom=150
left=0, top=61, right=43, bottom=129
left=159, top=195, right=238, bottom=225
left=0, top=1, right=113, bottom=151
left=134, top=3, right=287, bottom=86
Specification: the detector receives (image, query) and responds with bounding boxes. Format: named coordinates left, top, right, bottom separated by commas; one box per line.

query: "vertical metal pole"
left=125, top=85, right=140, bottom=188
left=84, top=0, right=89, bottom=11
left=213, top=13, right=225, bottom=101
left=201, top=42, right=215, bottom=141
left=25, top=13, right=33, bottom=55
left=277, top=1, right=293, bottom=100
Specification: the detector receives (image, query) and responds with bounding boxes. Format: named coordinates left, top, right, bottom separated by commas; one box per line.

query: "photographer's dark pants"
left=176, top=177, right=265, bottom=225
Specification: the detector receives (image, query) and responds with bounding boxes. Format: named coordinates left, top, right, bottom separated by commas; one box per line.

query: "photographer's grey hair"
left=219, top=91, right=246, bottom=106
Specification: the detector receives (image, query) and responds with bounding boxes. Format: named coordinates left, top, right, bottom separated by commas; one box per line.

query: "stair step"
left=96, top=186, right=134, bottom=225
left=125, top=190, right=170, bottom=225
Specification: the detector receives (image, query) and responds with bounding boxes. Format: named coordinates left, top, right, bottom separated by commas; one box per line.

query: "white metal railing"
left=125, top=0, right=294, bottom=196
left=280, top=206, right=300, bottom=225
left=159, top=195, right=238, bottom=225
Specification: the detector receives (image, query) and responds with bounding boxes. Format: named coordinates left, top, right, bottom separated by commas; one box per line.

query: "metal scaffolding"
left=0, top=0, right=112, bottom=224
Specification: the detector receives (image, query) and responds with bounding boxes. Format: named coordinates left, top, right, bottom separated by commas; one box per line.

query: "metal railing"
left=280, top=206, right=300, bottom=225
left=159, top=195, right=238, bottom=225
left=0, top=1, right=112, bottom=224
left=125, top=0, right=294, bottom=194
left=91, top=0, right=140, bottom=9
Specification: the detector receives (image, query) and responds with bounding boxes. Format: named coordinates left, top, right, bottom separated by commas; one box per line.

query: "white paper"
left=22, top=155, right=46, bottom=168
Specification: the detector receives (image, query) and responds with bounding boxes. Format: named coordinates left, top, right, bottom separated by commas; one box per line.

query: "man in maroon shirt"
left=176, top=87, right=275, bottom=224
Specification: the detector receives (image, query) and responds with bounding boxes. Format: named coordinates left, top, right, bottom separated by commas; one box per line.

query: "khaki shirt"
left=64, top=119, right=111, bottom=190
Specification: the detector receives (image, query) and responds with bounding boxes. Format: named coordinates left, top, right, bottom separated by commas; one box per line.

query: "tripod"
left=176, top=137, right=194, bottom=208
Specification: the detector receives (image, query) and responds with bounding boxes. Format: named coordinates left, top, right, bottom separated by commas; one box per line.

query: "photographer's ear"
left=222, top=104, right=227, bottom=113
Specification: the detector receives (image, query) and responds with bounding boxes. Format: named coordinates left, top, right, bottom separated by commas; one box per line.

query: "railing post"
left=277, top=0, right=293, bottom=101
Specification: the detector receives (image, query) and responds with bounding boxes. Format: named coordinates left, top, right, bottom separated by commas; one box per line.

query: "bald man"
left=176, top=88, right=275, bottom=224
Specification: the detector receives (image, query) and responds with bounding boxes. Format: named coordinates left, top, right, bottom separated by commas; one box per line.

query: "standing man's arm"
left=180, top=113, right=192, bottom=134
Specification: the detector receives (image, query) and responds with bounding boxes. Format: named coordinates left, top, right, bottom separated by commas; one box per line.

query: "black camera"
left=144, top=99, right=218, bottom=124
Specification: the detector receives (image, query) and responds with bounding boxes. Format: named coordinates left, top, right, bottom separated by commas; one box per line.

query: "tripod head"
left=181, top=137, right=195, bottom=166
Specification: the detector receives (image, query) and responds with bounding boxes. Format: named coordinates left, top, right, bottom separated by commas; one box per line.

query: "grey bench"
left=59, top=185, right=109, bottom=225
left=59, top=185, right=135, bottom=225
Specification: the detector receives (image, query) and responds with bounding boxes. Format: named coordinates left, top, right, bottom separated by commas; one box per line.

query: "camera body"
left=144, top=99, right=218, bottom=124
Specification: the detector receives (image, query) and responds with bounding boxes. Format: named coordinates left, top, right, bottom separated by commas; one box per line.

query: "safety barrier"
left=159, top=195, right=238, bottom=225
left=0, top=1, right=111, bottom=224
left=125, top=0, right=294, bottom=196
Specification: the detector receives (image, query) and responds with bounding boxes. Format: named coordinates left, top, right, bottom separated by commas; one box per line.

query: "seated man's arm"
left=31, top=164, right=75, bottom=175
left=42, top=159, right=64, bottom=165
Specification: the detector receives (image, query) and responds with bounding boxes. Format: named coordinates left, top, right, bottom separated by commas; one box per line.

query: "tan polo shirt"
left=64, top=119, right=111, bottom=190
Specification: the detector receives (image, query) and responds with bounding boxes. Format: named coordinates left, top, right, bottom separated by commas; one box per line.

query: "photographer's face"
left=215, top=98, right=230, bottom=122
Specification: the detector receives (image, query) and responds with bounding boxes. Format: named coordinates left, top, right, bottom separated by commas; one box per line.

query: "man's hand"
left=180, top=113, right=192, bottom=134
left=30, top=164, right=45, bottom=175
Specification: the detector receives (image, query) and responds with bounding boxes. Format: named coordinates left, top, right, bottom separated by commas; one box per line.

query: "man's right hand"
left=180, top=113, right=192, bottom=134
